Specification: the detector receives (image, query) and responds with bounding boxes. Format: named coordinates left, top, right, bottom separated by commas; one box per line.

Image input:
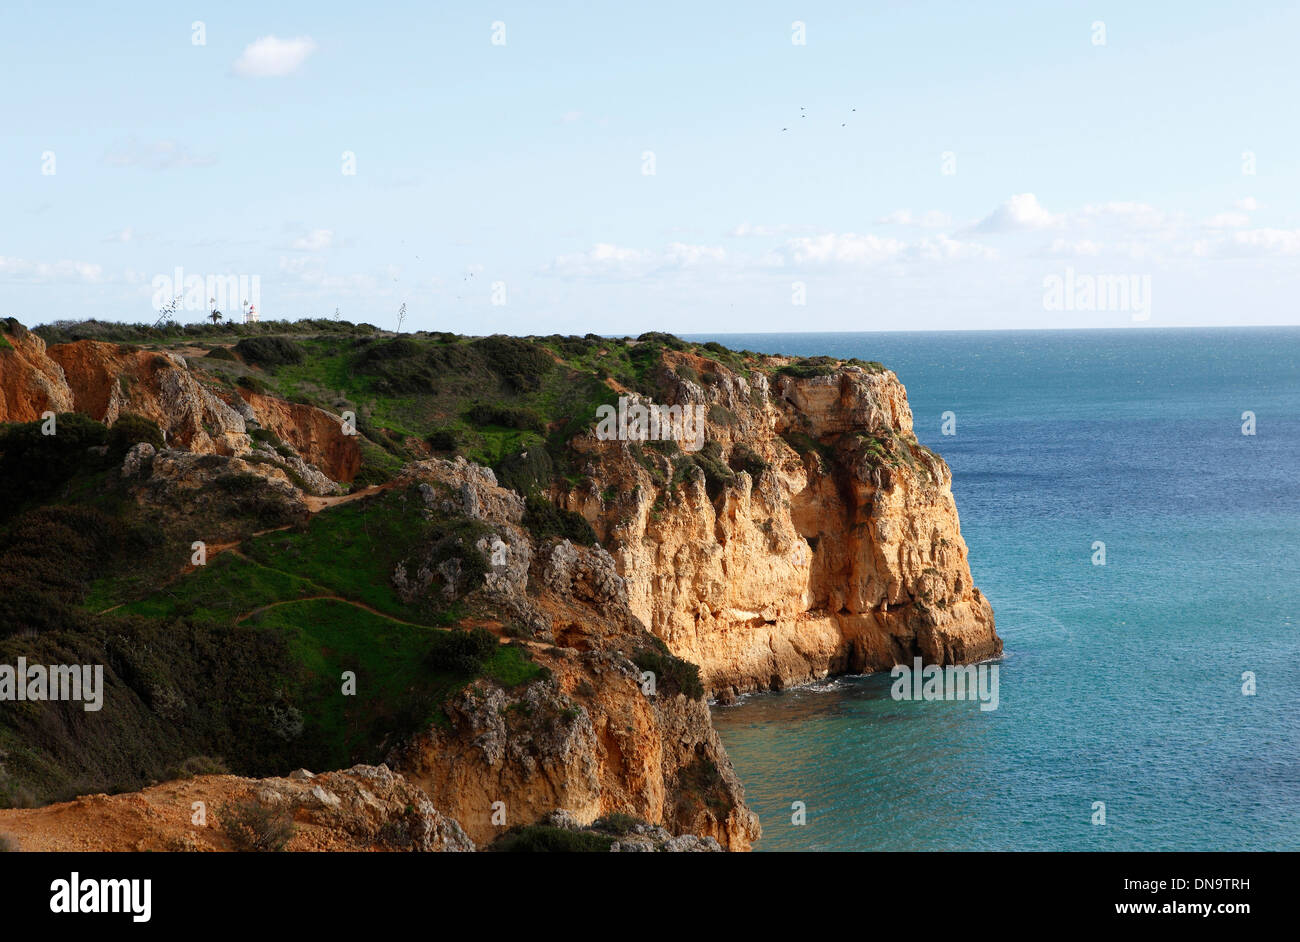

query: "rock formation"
left=563, top=352, right=1001, bottom=699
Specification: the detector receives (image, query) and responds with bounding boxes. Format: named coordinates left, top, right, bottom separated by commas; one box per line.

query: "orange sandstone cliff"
left=563, top=351, right=1001, bottom=699
left=0, top=322, right=996, bottom=851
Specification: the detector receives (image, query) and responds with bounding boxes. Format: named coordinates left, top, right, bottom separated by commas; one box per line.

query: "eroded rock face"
left=0, top=325, right=75, bottom=421
left=240, top=390, right=361, bottom=483
left=47, top=341, right=250, bottom=455
left=390, top=647, right=759, bottom=851
left=0, top=328, right=356, bottom=494
left=385, top=458, right=760, bottom=851
left=0, top=764, right=473, bottom=852
left=565, top=357, right=1002, bottom=698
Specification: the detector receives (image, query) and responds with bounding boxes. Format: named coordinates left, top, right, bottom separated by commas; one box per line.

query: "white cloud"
left=785, top=232, right=992, bottom=266
left=292, top=228, right=335, bottom=250
left=1233, top=197, right=1259, bottom=211
left=1203, top=212, right=1250, bottom=229
left=0, top=256, right=104, bottom=283
left=546, top=243, right=654, bottom=277
left=1079, top=201, right=1168, bottom=230
left=664, top=243, right=726, bottom=266
left=787, top=232, right=904, bottom=265
left=1046, top=238, right=1102, bottom=257
left=103, top=227, right=134, bottom=243
left=729, top=222, right=811, bottom=237
left=233, top=36, right=316, bottom=78
left=876, top=209, right=953, bottom=228
left=103, top=138, right=216, bottom=170
left=1209, top=228, right=1300, bottom=257
left=972, top=193, right=1062, bottom=232
left=909, top=235, right=997, bottom=261
left=560, top=110, right=583, bottom=123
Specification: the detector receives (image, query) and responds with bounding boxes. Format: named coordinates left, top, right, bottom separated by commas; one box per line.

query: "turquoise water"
left=689, top=328, right=1300, bottom=851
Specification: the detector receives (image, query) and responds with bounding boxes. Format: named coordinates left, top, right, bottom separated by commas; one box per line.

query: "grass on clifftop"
left=250, top=600, right=541, bottom=765
left=26, top=317, right=890, bottom=499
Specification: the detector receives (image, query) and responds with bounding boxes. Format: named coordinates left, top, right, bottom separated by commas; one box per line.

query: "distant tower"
left=244, top=301, right=258, bottom=324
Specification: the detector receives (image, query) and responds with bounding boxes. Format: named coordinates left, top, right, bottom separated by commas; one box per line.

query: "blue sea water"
left=686, top=328, right=1300, bottom=851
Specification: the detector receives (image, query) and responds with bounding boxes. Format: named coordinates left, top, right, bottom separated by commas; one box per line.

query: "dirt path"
left=302, top=481, right=394, bottom=512
left=96, top=480, right=415, bottom=625
left=235, top=593, right=433, bottom=628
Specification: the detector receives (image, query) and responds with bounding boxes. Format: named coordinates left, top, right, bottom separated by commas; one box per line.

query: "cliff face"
left=0, top=325, right=75, bottom=421
left=0, top=324, right=357, bottom=488
left=0, top=764, right=474, bottom=852
left=564, top=353, right=1000, bottom=699
left=238, top=391, right=361, bottom=483
left=0, top=324, right=995, bottom=850
left=385, top=459, right=760, bottom=850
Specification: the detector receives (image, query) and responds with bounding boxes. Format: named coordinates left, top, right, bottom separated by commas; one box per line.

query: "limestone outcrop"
left=563, top=353, right=1001, bottom=698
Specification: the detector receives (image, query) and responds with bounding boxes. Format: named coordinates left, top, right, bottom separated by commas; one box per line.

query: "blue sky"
left=2, top=0, right=1298, bottom=333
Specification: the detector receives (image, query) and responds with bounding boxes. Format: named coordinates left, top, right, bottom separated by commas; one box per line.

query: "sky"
left=2, top=0, right=1298, bottom=334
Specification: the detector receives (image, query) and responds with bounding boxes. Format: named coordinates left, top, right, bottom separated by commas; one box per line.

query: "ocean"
left=687, top=328, right=1300, bottom=851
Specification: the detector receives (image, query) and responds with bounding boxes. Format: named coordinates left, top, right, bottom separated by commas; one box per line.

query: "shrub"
left=489, top=825, right=614, bottom=852
left=107, top=413, right=165, bottom=462
left=204, top=346, right=238, bottom=361
left=707, top=403, right=738, bottom=428
left=0, top=413, right=109, bottom=516
left=632, top=642, right=704, bottom=700
left=249, top=427, right=283, bottom=448
left=593, top=812, right=646, bottom=836
left=493, top=447, right=554, bottom=495
left=217, top=799, right=296, bottom=852
left=465, top=403, right=545, bottom=433
left=426, top=427, right=461, bottom=452
left=167, top=756, right=229, bottom=779
left=523, top=495, right=597, bottom=546
left=471, top=336, right=553, bottom=392
left=236, top=374, right=268, bottom=395
left=727, top=443, right=769, bottom=479
left=635, top=331, right=688, bottom=350
left=776, top=356, right=839, bottom=379
left=214, top=472, right=265, bottom=493
left=233, top=336, right=306, bottom=368
left=426, top=627, right=497, bottom=674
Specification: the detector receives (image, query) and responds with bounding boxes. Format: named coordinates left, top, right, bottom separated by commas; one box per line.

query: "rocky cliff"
left=563, top=350, right=1001, bottom=699
left=0, top=321, right=358, bottom=490
left=0, top=321, right=997, bottom=851
left=384, top=458, right=759, bottom=849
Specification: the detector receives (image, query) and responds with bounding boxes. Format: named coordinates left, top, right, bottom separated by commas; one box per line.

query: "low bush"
left=489, top=824, right=614, bottom=853
left=233, top=336, right=306, bottom=368
left=425, top=627, right=497, bottom=674
left=465, top=403, right=544, bottom=433
left=217, top=799, right=296, bottom=852
left=523, top=495, right=597, bottom=546
left=631, top=641, right=704, bottom=700
left=107, top=413, right=165, bottom=462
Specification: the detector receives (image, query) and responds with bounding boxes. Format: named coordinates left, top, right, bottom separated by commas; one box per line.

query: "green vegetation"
left=218, top=799, right=297, bottom=852
left=106, top=413, right=164, bottom=462
left=241, top=487, right=490, bottom=624
left=0, top=474, right=543, bottom=806
left=523, top=494, right=598, bottom=546
left=632, top=638, right=705, bottom=700
left=488, top=824, right=616, bottom=852
left=233, top=335, right=306, bottom=367
left=249, top=601, right=537, bottom=763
